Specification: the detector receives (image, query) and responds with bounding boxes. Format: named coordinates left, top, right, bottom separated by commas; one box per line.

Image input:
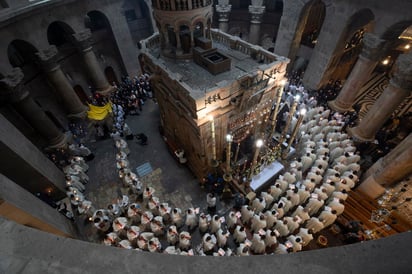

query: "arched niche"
left=47, top=21, right=75, bottom=47
left=122, top=0, right=154, bottom=45
left=73, top=85, right=89, bottom=105
left=321, top=8, right=375, bottom=85
left=104, top=66, right=119, bottom=86
left=179, top=25, right=191, bottom=53
left=375, top=21, right=412, bottom=73
left=85, top=10, right=112, bottom=32
left=288, top=0, right=326, bottom=72
left=7, top=40, right=39, bottom=83
left=193, top=21, right=204, bottom=39
left=85, top=10, right=127, bottom=75
left=167, top=25, right=177, bottom=48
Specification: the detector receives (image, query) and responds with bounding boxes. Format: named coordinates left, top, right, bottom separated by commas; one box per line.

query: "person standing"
left=207, top=193, right=217, bottom=214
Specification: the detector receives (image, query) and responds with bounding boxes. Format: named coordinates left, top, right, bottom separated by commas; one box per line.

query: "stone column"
left=175, top=30, right=183, bottom=54
left=0, top=68, right=66, bottom=148
left=36, top=45, right=87, bottom=119
left=72, top=29, right=114, bottom=96
left=348, top=53, right=412, bottom=142
left=0, top=174, right=75, bottom=238
left=329, top=33, right=385, bottom=112
left=215, top=0, right=232, bottom=33
left=357, top=133, right=412, bottom=199
left=248, top=0, right=265, bottom=45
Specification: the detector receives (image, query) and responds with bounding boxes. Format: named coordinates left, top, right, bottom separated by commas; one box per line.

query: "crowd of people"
left=57, top=85, right=362, bottom=256
left=50, top=68, right=368, bottom=257
left=111, top=74, right=152, bottom=117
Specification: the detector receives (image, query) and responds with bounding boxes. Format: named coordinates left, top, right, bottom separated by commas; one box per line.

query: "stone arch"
left=375, top=21, right=412, bottom=73
left=7, top=40, right=39, bottom=83
left=192, top=16, right=207, bottom=36
left=85, top=10, right=111, bottom=31
left=166, top=24, right=177, bottom=48
left=321, top=8, right=375, bottom=84
left=175, top=19, right=192, bottom=31
left=104, top=66, right=119, bottom=86
left=122, top=0, right=154, bottom=45
left=47, top=21, right=75, bottom=47
left=288, top=0, right=326, bottom=71
left=85, top=10, right=127, bottom=75
left=7, top=40, right=38, bottom=68
left=381, top=21, right=412, bottom=41
left=179, top=25, right=192, bottom=53
left=193, top=21, right=205, bottom=39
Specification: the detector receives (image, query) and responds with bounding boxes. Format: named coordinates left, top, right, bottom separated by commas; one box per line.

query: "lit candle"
left=249, top=139, right=263, bottom=179
left=242, top=159, right=248, bottom=173
left=278, top=95, right=299, bottom=146
left=283, top=108, right=307, bottom=158
left=270, top=79, right=286, bottom=138
left=226, top=134, right=233, bottom=172
left=209, top=115, right=216, bottom=161
left=233, top=142, right=241, bottom=164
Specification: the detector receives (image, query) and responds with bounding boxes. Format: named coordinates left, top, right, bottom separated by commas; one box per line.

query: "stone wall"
left=1, top=216, right=411, bottom=273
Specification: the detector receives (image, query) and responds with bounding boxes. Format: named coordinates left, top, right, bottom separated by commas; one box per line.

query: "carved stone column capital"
left=360, top=33, right=385, bottom=61
left=391, top=53, right=412, bottom=90
left=248, top=5, right=265, bottom=24
left=215, top=4, right=232, bottom=22
left=0, top=68, right=29, bottom=102
left=72, top=29, right=93, bottom=52
left=35, top=45, right=60, bottom=72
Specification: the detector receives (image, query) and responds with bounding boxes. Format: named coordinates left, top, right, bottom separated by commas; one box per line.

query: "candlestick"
left=233, top=142, right=240, bottom=164
left=209, top=115, right=216, bottom=161
left=270, top=79, right=286, bottom=139
left=283, top=108, right=306, bottom=159
left=278, top=95, right=299, bottom=146
left=249, top=139, right=263, bottom=179
left=223, top=133, right=233, bottom=183
left=225, top=134, right=233, bottom=172
left=242, top=159, right=248, bottom=173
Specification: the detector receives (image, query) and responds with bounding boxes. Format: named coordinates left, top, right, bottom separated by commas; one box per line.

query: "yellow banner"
left=87, top=102, right=112, bottom=120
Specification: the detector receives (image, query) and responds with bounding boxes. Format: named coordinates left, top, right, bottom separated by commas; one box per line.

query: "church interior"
left=0, top=0, right=411, bottom=273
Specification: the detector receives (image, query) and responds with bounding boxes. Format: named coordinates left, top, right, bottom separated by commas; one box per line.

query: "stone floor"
left=74, top=99, right=235, bottom=247
left=72, top=98, right=347, bottom=253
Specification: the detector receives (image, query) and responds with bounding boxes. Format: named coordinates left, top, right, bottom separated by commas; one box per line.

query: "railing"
left=153, top=0, right=212, bottom=11
left=141, top=29, right=280, bottom=65
left=141, top=32, right=161, bottom=51
left=210, top=29, right=279, bottom=64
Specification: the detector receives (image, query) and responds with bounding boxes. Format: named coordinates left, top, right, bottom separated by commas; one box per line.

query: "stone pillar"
left=35, top=45, right=87, bottom=119
left=348, top=53, right=412, bottom=142
left=0, top=68, right=66, bottom=148
left=357, top=133, right=412, bottom=199
left=175, top=30, right=183, bottom=54
left=215, top=0, right=232, bottom=33
left=248, top=1, right=265, bottom=45
left=0, top=174, right=75, bottom=238
left=0, top=113, right=67, bottom=197
left=329, top=33, right=385, bottom=112
left=72, top=29, right=114, bottom=96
